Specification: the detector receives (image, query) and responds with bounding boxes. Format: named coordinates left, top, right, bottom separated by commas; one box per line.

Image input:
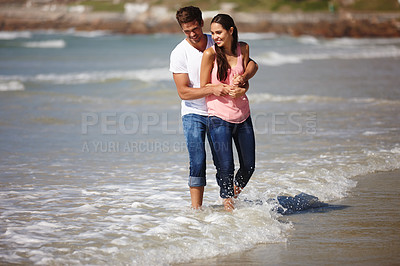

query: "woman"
left=200, top=14, right=256, bottom=211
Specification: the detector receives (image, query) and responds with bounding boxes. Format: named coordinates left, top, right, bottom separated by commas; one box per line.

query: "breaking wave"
left=255, top=37, right=400, bottom=66
left=0, top=81, right=25, bottom=91
left=247, top=92, right=400, bottom=105
left=0, top=31, right=32, bottom=40
left=22, top=39, right=66, bottom=48
left=0, top=68, right=171, bottom=85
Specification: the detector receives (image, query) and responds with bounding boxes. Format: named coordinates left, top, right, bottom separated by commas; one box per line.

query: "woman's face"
left=211, top=22, right=233, bottom=49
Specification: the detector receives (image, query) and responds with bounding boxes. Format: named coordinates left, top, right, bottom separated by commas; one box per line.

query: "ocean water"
left=0, top=30, right=399, bottom=265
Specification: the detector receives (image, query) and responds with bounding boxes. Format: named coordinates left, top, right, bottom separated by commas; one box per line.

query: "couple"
left=170, top=6, right=258, bottom=211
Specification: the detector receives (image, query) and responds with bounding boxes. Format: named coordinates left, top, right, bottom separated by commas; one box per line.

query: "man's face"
left=181, top=20, right=204, bottom=44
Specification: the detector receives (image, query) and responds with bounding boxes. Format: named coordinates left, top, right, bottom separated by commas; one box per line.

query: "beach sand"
left=182, top=169, right=400, bottom=265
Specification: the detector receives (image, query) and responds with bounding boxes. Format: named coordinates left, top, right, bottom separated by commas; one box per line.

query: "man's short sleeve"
left=169, top=45, right=187, bottom=74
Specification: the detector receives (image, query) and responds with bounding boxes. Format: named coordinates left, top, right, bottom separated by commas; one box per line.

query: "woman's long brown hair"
left=211, top=14, right=238, bottom=82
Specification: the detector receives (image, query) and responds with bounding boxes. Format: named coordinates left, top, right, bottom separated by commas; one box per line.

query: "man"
left=169, top=6, right=258, bottom=209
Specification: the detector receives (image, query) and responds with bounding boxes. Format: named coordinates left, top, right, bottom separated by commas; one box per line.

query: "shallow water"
left=0, top=30, right=399, bottom=265
left=188, top=170, right=400, bottom=266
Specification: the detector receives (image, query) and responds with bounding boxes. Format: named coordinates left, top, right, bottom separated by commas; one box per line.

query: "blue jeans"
left=208, top=116, right=255, bottom=198
left=182, top=114, right=211, bottom=187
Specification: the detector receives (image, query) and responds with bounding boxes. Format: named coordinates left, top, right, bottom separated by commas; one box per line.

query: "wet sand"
left=183, top=169, right=400, bottom=265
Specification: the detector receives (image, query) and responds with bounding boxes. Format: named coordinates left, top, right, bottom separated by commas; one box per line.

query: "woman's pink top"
left=206, top=44, right=250, bottom=123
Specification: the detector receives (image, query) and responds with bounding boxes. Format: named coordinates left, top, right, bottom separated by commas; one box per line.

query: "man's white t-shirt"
left=169, top=34, right=214, bottom=117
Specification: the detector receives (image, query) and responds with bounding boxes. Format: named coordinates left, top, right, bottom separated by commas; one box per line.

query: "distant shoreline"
left=1, top=7, right=400, bottom=38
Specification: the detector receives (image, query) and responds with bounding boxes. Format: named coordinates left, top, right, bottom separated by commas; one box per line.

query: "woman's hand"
left=232, top=74, right=246, bottom=87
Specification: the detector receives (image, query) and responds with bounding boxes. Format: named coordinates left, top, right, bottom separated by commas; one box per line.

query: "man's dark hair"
left=176, top=6, right=203, bottom=27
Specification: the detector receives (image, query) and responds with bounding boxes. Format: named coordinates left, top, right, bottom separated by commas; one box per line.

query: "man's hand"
left=206, top=83, right=230, bottom=97
left=228, top=85, right=247, bottom=98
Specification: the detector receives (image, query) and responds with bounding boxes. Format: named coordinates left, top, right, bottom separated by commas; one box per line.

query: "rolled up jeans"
left=182, top=114, right=211, bottom=187
left=208, top=115, right=255, bottom=198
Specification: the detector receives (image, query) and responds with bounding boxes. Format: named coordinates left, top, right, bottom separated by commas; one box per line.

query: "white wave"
left=0, top=68, right=171, bottom=85
left=254, top=52, right=302, bottom=66
left=132, top=204, right=289, bottom=265
left=255, top=46, right=400, bottom=66
left=27, top=28, right=111, bottom=38
left=331, top=46, right=400, bottom=60
left=239, top=32, right=278, bottom=40
left=326, top=37, right=400, bottom=47
left=248, top=92, right=400, bottom=105
left=34, top=68, right=171, bottom=84
left=0, top=81, right=25, bottom=91
left=24, top=221, right=61, bottom=232
left=326, top=37, right=371, bottom=47
left=22, top=39, right=66, bottom=48
left=248, top=92, right=341, bottom=103
left=390, top=147, right=400, bottom=154
left=257, top=144, right=400, bottom=202
left=362, top=131, right=382, bottom=136
left=298, top=35, right=320, bottom=45
left=74, top=204, right=97, bottom=213
left=0, top=31, right=32, bottom=40
left=72, top=30, right=111, bottom=38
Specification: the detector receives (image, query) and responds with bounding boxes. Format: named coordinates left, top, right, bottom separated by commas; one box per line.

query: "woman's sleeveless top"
left=206, top=44, right=250, bottom=123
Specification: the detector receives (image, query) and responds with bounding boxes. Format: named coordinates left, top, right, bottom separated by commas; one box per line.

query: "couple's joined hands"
left=208, top=74, right=248, bottom=98
left=232, top=74, right=247, bottom=87
left=209, top=84, right=245, bottom=98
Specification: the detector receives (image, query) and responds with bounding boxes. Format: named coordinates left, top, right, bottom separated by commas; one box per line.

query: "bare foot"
left=223, top=198, right=234, bottom=212
left=234, top=185, right=242, bottom=199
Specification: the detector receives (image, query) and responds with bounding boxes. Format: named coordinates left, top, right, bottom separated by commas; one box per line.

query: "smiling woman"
left=200, top=13, right=256, bottom=211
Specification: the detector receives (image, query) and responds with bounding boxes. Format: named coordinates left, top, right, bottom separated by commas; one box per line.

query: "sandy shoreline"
left=180, top=169, right=400, bottom=265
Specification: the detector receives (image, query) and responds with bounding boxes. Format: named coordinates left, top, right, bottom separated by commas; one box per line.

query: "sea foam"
left=255, top=45, right=400, bottom=66
left=0, top=31, right=32, bottom=40
left=0, top=81, right=25, bottom=91
left=22, top=39, right=66, bottom=48
left=0, top=68, right=171, bottom=85
left=247, top=92, right=400, bottom=105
